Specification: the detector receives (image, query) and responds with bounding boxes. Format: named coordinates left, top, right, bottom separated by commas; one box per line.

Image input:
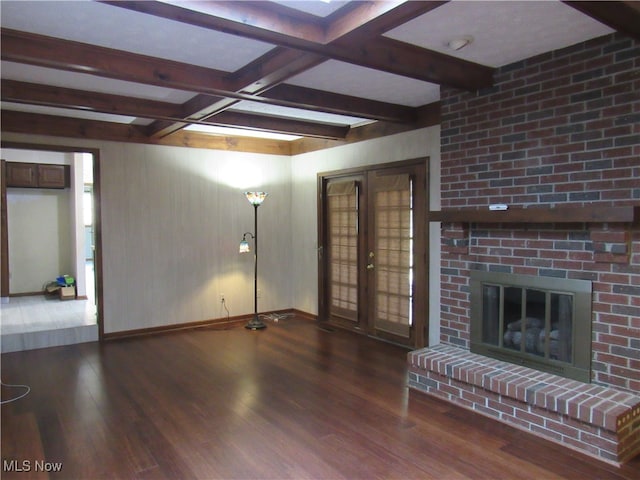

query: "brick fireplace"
left=408, top=32, right=640, bottom=465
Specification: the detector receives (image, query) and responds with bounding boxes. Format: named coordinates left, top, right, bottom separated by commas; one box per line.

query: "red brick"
left=514, top=409, right=546, bottom=427
left=545, top=418, right=581, bottom=439
left=530, top=424, right=564, bottom=442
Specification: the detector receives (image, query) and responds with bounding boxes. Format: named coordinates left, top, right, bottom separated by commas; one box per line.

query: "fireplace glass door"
left=481, top=285, right=573, bottom=364
left=470, top=271, right=592, bottom=382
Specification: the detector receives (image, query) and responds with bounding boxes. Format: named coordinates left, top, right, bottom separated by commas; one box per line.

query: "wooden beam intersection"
left=0, top=29, right=416, bottom=121
left=100, top=0, right=494, bottom=89
left=99, top=1, right=451, bottom=138
left=1, top=80, right=349, bottom=140
left=145, top=46, right=329, bottom=139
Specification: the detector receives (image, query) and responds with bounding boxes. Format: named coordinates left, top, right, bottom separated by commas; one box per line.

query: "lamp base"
left=245, top=315, right=266, bottom=330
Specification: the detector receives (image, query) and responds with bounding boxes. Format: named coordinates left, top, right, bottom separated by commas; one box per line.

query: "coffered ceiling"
left=1, top=1, right=638, bottom=154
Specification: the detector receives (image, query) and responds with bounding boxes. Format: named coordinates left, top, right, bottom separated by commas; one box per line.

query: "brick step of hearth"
left=408, top=345, right=640, bottom=465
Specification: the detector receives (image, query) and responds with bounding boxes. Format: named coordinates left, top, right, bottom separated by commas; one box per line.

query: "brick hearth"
left=408, top=345, right=640, bottom=465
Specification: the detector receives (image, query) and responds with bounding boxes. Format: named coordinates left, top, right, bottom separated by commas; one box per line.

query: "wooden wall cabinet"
left=38, top=164, right=69, bottom=188
left=6, top=162, right=70, bottom=189
left=5, top=162, right=36, bottom=187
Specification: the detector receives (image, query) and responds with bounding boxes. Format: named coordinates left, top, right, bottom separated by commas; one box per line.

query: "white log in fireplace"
left=470, top=271, right=593, bottom=383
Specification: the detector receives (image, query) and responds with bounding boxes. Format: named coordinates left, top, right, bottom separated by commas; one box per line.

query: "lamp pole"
left=242, top=192, right=267, bottom=330
left=249, top=202, right=261, bottom=328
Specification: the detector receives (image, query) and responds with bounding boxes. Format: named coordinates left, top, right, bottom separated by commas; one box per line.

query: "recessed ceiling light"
left=447, top=36, right=474, bottom=51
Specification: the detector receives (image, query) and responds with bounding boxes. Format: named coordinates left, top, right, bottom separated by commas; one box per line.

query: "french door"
left=318, top=159, right=428, bottom=348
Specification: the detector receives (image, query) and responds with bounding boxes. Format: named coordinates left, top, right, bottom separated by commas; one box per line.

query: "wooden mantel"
left=429, top=205, right=640, bottom=224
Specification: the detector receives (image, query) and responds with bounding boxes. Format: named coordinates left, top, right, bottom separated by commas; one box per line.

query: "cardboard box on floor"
left=59, top=286, right=75, bottom=300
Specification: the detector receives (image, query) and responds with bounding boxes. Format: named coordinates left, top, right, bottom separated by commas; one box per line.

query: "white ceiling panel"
left=285, top=60, right=440, bottom=107
left=385, top=0, right=614, bottom=67
left=1, top=62, right=195, bottom=103
left=230, top=101, right=370, bottom=126
left=1, top=102, right=151, bottom=125
left=0, top=0, right=275, bottom=71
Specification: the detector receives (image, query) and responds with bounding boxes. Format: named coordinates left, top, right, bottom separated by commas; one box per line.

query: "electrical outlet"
left=219, top=293, right=225, bottom=303
left=257, top=289, right=262, bottom=298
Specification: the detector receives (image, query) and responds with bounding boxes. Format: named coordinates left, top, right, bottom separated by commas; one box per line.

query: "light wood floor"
left=2, top=316, right=639, bottom=479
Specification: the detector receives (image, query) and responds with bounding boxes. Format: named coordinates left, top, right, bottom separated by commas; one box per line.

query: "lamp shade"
left=245, top=191, right=268, bottom=206
left=239, top=239, right=251, bottom=253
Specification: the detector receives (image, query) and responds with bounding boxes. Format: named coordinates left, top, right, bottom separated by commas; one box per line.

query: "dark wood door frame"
left=0, top=141, right=104, bottom=340
left=1, top=160, right=8, bottom=298
left=317, top=157, right=429, bottom=349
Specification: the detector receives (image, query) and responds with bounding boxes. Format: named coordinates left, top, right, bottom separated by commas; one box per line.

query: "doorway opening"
left=317, top=158, right=429, bottom=349
left=1, top=144, right=102, bottom=351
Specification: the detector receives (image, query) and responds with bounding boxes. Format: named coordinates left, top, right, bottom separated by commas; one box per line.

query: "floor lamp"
left=239, top=191, right=267, bottom=330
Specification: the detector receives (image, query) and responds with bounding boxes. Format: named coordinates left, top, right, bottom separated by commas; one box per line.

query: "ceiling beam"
left=330, top=35, right=492, bottom=90
left=2, top=109, right=150, bottom=143
left=563, top=1, right=640, bottom=41
left=291, top=101, right=441, bottom=155
left=0, top=29, right=415, bottom=122
left=1, top=79, right=184, bottom=119
left=0, top=110, right=293, bottom=155
left=100, top=0, right=493, bottom=90
left=1, top=28, right=234, bottom=94
left=263, top=84, right=417, bottom=123
left=210, top=111, right=349, bottom=139
left=1, top=80, right=348, bottom=139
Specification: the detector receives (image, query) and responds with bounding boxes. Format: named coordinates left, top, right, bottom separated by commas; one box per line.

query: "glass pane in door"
left=327, top=181, right=358, bottom=322
left=373, top=174, right=412, bottom=338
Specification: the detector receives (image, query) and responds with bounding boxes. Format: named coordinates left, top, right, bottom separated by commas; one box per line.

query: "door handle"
left=367, top=251, right=375, bottom=269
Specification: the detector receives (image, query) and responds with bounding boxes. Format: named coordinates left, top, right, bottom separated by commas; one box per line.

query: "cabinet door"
left=38, top=164, right=69, bottom=188
left=6, top=162, right=38, bottom=187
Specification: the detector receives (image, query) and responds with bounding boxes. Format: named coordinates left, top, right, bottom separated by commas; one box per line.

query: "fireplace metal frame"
left=470, top=271, right=593, bottom=383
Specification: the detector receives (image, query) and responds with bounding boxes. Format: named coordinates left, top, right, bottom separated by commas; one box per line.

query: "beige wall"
left=100, top=142, right=292, bottom=333
left=2, top=129, right=440, bottom=340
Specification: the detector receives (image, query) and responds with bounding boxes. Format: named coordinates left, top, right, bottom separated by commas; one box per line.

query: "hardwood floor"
left=2, top=316, right=639, bottom=479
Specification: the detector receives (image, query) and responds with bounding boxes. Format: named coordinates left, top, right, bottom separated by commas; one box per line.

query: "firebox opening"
left=470, top=271, right=593, bottom=383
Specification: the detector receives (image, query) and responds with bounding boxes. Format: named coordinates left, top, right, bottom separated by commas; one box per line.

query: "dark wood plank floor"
left=2, top=316, right=639, bottom=479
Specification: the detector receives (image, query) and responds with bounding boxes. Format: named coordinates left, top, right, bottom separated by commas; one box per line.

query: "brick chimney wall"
left=438, top=33, right=639, bottom=393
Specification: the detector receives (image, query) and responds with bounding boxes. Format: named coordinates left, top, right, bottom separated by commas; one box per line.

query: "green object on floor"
left=56, top=275, right=75, bottom=286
